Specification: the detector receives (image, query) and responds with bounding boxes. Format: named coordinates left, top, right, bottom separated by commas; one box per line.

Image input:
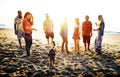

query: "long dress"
left=95, top=21, right=105, bottom=53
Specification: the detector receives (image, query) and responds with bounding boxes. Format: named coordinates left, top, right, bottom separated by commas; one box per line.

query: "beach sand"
left=0, top=29, right=120, bottom=77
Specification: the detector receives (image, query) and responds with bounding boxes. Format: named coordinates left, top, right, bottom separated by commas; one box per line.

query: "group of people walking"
left=14, top=11, right=36, bottom=56
left=14, top=10, right=105, bottom=57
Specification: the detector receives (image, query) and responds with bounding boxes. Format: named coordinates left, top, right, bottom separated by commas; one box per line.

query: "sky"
left=0, top=0, right=120, bottom=32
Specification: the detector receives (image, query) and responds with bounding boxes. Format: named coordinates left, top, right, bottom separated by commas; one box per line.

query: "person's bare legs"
left=74, top=39, right=77, bottom=51
left=84, top=43, right=87, bottom=51
left=51, top=38, right=53, bottom=43
left=87, top=36, right=91, bottom=50
left=47, top=39, right=49, bottom=45
left=62, top=37, right=65, bottom=52
left=88, top=43, right=90, bottom=50
left=83, top=36, right=87, bottom=51
left=65, top=38, right=69, bottom=54
left=50, top=38, right=54, bottom=45
left=62, top=43, right=64, bottom=52
left=66, top=42, right=69, bottom=54
left=77, top=42, right=80, bottom=52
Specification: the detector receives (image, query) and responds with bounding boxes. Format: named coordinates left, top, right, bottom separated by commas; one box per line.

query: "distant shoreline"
left=104, top=31, right=120, bottom=34
left=0, top=28, right=120, bottom=45
left=0, top=27, right=120, bottom=35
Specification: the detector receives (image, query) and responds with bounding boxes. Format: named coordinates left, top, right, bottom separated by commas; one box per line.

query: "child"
left=48, top=41, right=56, bottom=67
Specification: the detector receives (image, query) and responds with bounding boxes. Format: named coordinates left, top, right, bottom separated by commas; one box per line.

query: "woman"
left=60, top=17, right=69, bottom=54
left=73, top=18, right=80, bottom=53
left=22, top=12, right=36, bottom=56
left=94, top=15, right=105, bottom=54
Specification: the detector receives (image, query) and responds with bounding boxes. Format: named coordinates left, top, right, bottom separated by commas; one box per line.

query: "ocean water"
left=0, top=24, right=120, bottom=35
left=0, top=24, right=10, bottom=29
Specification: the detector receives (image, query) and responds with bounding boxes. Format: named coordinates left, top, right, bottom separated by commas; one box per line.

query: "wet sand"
left=0, top=29, right=120, bottom=77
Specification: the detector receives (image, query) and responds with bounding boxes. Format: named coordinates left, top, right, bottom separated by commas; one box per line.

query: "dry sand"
left=0, top=29, right=120, bottom=77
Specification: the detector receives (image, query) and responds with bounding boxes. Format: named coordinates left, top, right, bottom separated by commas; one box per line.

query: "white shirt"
left=43, top=19, right=54, bottom=33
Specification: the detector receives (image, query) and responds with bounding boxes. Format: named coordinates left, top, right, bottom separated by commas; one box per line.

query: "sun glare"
left=0, top=0, right=120, bottom=45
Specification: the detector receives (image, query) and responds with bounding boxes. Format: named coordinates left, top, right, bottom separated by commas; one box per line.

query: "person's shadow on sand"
left=82, top=53, right=120, bottom=77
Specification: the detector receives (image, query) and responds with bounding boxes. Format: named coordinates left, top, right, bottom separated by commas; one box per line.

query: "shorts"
left=83, top=35, right=91, bottom=44
left=17, top=30, right=25, bottom=39
left=46, top=32, right=54, bottom=39
left=62, top=37, right=68, bottom=44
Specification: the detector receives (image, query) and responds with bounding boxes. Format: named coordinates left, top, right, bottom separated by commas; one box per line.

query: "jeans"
left=25, top=33, right=32, bottom=56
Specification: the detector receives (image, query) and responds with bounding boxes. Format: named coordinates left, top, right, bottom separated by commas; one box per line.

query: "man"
left=43, top=14, right=54, bottom=45
left=14, top=10, right=24, bottom=49
left=82, top=15, right=92, bottom=51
